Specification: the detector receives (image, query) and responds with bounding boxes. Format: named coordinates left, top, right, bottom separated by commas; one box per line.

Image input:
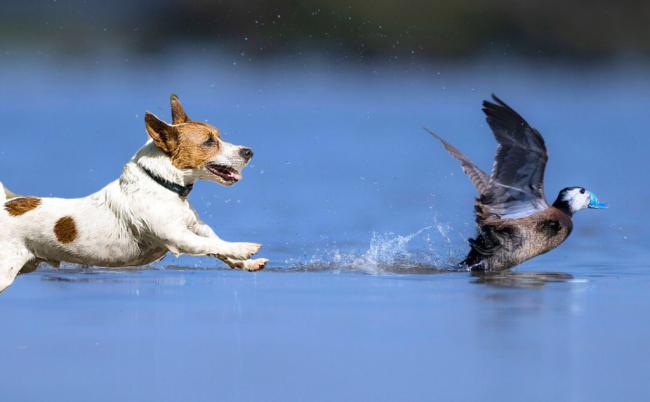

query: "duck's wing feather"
left=425, top=127, right=491, bottom=195
left=481, top=95, right=549, bottom=219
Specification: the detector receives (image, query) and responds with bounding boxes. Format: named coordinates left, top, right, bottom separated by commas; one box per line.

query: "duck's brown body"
left=464, top=206, right=573, bottom=271
left=427, top=95, right=599, bottom=271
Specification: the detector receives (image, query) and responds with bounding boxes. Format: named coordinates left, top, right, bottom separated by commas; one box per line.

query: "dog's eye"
left=580, top=188, right=585, bottom=194
left=203, top=137, right=215, bottom=147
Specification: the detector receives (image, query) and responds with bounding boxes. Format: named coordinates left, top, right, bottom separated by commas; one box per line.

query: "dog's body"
left=0, top=95, right=266, bottom=292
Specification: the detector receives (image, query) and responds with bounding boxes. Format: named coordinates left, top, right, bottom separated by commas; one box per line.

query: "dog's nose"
left=239, top=147, right=254, bottom=161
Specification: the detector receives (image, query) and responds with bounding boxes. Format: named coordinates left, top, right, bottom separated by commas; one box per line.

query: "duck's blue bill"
left=589, top=192, right=608, bottom=209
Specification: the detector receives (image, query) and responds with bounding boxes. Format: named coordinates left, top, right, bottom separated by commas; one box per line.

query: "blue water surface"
left=1, top=54, right=649, bottom=401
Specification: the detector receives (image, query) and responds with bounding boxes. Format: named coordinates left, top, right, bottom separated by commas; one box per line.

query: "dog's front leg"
left=191, top=221, right=268, bottom=271
left=159, top=228, right=261, bottom=260
left=191, top=220, right=222, bottom=239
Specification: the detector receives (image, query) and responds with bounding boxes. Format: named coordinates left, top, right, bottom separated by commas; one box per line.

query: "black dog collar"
left=138, top=165, right=194, bottom=198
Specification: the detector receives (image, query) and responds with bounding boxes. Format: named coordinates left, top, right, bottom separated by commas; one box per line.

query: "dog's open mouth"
left=207, top=163, right=241, bottom=184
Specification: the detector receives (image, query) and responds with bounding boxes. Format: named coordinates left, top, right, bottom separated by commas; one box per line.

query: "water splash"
left=291, top=217, right=467, bottom=275
left=346, top=226, right=433, bottom=274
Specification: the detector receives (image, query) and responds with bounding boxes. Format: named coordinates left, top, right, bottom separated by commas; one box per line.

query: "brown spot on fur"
left=54, top=216, right=78, bottom=244
left=5, top=197, right=41, bottom=216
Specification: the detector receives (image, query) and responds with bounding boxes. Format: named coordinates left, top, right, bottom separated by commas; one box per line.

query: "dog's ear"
left=170, top=94, right=190, bottom=124
left=145, top=112, right=178, bottom=153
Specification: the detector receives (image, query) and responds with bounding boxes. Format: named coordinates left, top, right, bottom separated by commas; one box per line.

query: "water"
left=1, top=55, right=649, bottom=401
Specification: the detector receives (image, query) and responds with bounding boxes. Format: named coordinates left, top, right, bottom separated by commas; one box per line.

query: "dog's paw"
left=241, top=258, right=268, bottom=272
left=225, top=242, right=262, bottom=260
left=221, top=257, right=268, bottom=271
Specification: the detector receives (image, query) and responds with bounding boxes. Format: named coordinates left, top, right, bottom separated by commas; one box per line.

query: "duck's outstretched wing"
left=425, top=128, right=491, bottom=195
left=481, top=95, right=549, bottom=219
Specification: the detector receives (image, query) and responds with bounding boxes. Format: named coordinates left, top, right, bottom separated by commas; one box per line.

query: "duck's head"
left=553, top=187, right=608, bottom=216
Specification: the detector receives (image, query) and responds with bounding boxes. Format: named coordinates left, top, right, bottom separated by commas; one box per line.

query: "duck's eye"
left=580, top=188, right=586, bottom=194
left=203, top=137, right=215, bottom=147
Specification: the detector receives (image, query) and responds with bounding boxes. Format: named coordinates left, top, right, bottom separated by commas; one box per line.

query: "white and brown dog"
left=0, top=95, right=267, bottom=292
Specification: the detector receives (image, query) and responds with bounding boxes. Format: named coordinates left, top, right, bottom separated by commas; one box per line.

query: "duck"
left=427, top=95, right=607, bottom=271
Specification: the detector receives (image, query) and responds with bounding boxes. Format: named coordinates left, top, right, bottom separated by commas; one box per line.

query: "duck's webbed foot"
left=470, top=260, right=489, bottom=272
left=461, top=226, right=502, bottom=271
left=460, top=251, right=488, bottom=272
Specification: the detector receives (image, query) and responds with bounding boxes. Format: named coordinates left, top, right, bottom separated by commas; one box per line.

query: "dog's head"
left=144, top=95, right=253, bottom=186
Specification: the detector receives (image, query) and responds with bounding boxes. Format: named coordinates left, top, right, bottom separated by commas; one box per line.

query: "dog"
left=0, top=95, right=267, bottom=292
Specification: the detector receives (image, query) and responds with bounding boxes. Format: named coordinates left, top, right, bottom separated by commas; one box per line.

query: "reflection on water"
left=39, top=263, right=576, bottom=289
left=38, top=262, right=454, bottom=282
left=472, top=270, right=575, bottom=288
left=269, top=261, right=453, bottom=275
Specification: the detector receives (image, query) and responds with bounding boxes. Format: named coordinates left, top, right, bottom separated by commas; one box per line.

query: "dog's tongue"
left=230, top=171, right=241, bottom=181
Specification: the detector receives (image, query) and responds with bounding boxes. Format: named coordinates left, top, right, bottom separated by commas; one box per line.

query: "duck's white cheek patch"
left=571, top=194, right=589, bottom=211
left=54, top=216, right=78, bottom=244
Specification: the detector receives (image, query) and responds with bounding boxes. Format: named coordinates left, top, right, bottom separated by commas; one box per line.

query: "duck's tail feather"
left=424, top=127, right=491, bottom=195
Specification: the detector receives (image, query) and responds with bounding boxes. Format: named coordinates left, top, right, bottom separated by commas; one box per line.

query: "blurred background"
left=4, top=0, right=650, bottom=61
